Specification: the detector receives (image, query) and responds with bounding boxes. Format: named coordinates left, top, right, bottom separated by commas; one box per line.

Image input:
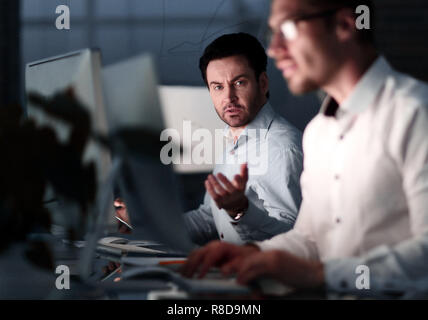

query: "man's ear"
left=259, top=71, right=269, bottom=96
left=334, top=8, right=358, bottom=42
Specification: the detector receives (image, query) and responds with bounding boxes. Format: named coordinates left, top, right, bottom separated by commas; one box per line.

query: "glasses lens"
left=281, top=21, right=297, bottom=41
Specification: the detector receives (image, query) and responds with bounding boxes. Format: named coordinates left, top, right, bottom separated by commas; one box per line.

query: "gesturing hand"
left=205, top=163, right=249, bottom=218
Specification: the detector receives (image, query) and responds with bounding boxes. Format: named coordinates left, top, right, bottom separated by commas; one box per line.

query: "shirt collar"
left=320, top=56, right=392, bottom=117
left=223, top=102, right=275, bottom=140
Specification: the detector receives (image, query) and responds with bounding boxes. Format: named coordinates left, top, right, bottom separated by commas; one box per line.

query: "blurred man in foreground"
left=182, top=0, right=428, bottom=297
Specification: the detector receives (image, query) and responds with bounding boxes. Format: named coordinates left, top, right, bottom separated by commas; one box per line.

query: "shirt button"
left=220, top=233, right=224, bottom=239
left=336, top=218, right=341, bottom=224
left=334, top=174, right=340, bottom=180
left=339, top=135, right=344, bottom=140
left=340, top=280, right=348, bottom=289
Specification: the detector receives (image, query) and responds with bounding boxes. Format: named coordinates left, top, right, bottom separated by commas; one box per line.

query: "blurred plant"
left=0, top=89, right=96, bottom=266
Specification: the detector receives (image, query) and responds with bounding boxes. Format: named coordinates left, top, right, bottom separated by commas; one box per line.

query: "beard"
left=219, top=102, right=254, bottom=128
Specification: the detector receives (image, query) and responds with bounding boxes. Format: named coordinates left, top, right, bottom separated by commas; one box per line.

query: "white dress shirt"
left=185, top=103, right=303, bottom=245
left=257, top=57, right=428, bottom=296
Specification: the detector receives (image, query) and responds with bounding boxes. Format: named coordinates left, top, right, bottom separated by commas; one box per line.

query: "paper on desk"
left=97, top=237, right=167, bottom=255
left=98, top=237, right=162, bottom=247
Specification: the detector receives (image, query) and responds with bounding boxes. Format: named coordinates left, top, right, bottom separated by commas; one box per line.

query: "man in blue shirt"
left=183, top=33, right=303, bottom=245
left=116, top=33, right=303, bottom=245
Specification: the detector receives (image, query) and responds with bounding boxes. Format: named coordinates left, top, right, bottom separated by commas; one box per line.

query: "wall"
left=20, top=0, right=320, bottom=132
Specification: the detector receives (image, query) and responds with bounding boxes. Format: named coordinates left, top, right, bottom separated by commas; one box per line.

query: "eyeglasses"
left=266, top=8, right=341, bottom=44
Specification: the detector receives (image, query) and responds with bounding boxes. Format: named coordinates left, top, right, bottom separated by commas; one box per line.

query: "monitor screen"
left=102, top=54, right=195, bottom=254
left=25, top=49, right=112, bottom=232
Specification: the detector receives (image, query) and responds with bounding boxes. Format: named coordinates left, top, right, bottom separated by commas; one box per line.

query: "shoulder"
left=385, top=70, right=428, bottom=113
left=378, top=71, right=428, bottom=138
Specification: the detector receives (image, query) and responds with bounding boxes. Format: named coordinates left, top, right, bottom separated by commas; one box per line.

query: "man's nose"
left=267, top=32, right=289, bottom=59
left=224, top=85, right=238, bottom=103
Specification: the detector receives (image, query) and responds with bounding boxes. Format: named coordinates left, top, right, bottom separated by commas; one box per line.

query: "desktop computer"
left=24, top=49, right=258, bottom=298
left=100, top=53, right=196, bottom=254
left=25, top=49, right=112, bottom=234
left=25, top=48, right=110, bottom=181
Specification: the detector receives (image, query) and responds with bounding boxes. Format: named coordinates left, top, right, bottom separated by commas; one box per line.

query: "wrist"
left=227, top=197, right=249, bottom=219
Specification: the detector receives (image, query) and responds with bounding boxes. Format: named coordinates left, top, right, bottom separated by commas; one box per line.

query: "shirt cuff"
left=324, top=257, right=366, bottom=294
left=234, top=199, right=267, bottom=228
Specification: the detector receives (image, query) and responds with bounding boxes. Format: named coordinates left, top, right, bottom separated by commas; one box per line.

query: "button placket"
left=331, top=125, right=347, bottom=227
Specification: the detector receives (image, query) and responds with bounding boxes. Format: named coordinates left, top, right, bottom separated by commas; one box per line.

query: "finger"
left=198, top=247, right=229, bottom=279
left=221, top=256, right=243, bottom=276
left=232, top=174, right=244, bottom=189
left=232, top=164, right=248, bottom=189
left=216, top=173, right=236, bottom=193
left=198, top=254, right=220, bottom=279
left=205, top=180, right=221, bottom=206
left=236, top=256, right=266, bottom=285
left=241, top=163, right=248, bottom=182
left=221, top=244, right=259, bottom=276
left=208, top=175, right=227, bottom=196
left=180, top=249, right=206, bottom=278
left=237, top=267, right=264, bottom=285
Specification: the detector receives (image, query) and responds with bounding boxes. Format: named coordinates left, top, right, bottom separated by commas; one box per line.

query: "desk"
left=7, top=235, right=425, bottom=300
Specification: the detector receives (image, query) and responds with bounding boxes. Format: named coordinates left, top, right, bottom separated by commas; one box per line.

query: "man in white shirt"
left=182, top=0, right=428, bottom=297
left=116, top=33, right=304, bottom=245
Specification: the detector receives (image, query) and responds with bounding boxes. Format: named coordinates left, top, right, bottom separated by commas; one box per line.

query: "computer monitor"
left=102, top=54, right=165, bottom=135
left=101, top=53, right=195, bottom=253
left=159, top=85, right=225, bottom=174
left=25, top=49, right=111, bottom=231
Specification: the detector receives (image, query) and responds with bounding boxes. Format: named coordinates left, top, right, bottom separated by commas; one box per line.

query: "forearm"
left=325, top=232, right=428, bottom=296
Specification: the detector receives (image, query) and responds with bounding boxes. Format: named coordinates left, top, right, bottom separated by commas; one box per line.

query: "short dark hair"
left=306, top=0, right=375, bottom=45
left=199, top=33, right=268, bottom=89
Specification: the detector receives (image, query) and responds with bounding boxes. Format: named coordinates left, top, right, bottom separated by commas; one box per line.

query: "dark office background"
left=1, top=0, right=428, bottom=209
left=6, top=0, right=428, bottom=127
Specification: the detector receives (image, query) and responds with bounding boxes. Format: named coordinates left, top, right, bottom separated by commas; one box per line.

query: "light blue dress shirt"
left=184, top=103, right=303, bottom=245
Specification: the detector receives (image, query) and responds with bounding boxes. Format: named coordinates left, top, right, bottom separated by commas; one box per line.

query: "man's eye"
left=214, top=85, right=223, bottom=90
left=235, top=81, right=244, bottom=86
